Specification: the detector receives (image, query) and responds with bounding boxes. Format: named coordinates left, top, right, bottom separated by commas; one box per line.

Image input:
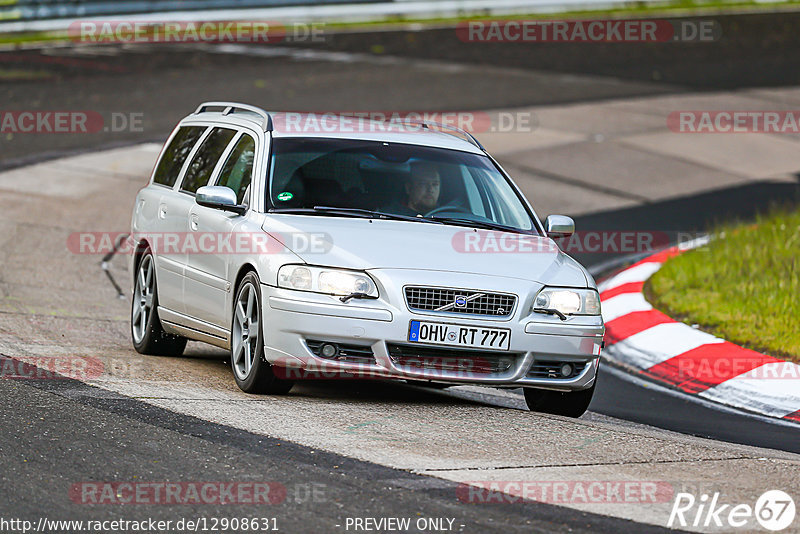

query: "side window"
left=152, top=126, right=205, bottom=187
left=180, top=127, right=236, bottom=195
left=215, top=134, right=256, bottom=205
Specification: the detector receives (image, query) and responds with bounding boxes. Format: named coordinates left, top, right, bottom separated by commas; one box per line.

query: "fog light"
left=321, top=343, right=338, bottom=358
left=560, top=363, right=573, bottom=377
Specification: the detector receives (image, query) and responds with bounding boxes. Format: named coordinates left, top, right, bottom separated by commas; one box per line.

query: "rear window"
left=152, top=126, right=205, bottom=187
left=180, top=127, right=237, bottom=195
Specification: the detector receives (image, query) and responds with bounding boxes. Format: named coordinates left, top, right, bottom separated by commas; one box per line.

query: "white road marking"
left=608, top=322, right=724, bottom=369
left=598, top=261, right=661, bottom=293
left=600, top=292, right=652, bottom=323
left=699, top=362, right=800, bottom=418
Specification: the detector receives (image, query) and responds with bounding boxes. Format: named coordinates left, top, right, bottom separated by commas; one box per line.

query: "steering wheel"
left=424, top=204, right=471, bottom=217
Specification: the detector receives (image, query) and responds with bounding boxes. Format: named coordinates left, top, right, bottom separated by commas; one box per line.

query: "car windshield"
left=268, top=138, right=538, bottom=232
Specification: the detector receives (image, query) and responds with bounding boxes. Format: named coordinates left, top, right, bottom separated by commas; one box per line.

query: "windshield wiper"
left=533, top=307, right=568, bottom=321
left=314, top=206, right=431, bottom=223
left=339, top=292, right=376, bottom=303
left=269, top=207, right=370, bottom=218
left=427, top=216, right=528, bottom=234
left=270, top=206, right=440, bottom=224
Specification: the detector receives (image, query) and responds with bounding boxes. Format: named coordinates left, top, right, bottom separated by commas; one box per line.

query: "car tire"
left=131, top=250, right=187, bottom=356
left=230, top=271, right=294, bottom=395
left=523, top=382, right=596, bottom=418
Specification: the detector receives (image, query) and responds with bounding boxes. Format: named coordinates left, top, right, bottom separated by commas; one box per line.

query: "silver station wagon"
left=129, top=102, right=604, bottom=417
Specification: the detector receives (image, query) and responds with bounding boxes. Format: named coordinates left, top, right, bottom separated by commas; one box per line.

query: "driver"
left=386, top=161, right=441, bottom=216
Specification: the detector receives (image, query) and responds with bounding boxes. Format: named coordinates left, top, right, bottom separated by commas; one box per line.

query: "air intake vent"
left=526, top=360, right=587, bottom=380
left=305, top=340, right=376, bottom=365
left=387, top=343, right=517, bottom=374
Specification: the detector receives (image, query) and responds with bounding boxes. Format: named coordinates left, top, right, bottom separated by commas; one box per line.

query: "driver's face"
left=406, top=172, right=440, bottom=213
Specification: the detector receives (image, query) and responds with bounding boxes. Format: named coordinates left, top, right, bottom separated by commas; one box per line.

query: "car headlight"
left=533, top=287, right=601, bottom=316
left=278, top=265, right=378, bottom=298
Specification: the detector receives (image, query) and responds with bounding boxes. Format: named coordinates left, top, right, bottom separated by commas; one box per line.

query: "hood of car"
left=264, top=215, right=589, bottom=286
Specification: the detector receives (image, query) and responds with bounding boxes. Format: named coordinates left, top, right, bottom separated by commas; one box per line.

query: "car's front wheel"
left=523, top=382, right=595, bottom=418
left=230, top=271, right=294, bottom=394
left=131, top=250, right=187, bottom=356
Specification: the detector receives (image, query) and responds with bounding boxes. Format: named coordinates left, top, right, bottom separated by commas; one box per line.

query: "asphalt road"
left=593, top=364, right=800, bottom=454
left=3, top=373, right=674, bottom=534
left=3, top=29, right=797, bottom=449
left=1, top=13, right=799, bottom=532
left=293, top=12, right=800, bottom=90
left=0, top=41, right=671, bottom=169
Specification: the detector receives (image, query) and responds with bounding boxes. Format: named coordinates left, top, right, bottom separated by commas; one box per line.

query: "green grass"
left=646, top=206, right=800, bottom=362
left=323, top=0, right=800, bottom=30
left=0, top=30, right=63, bottom=45
left=4, top=0, right=800, bottom=45
left=0, top=68, right=52, bottom=80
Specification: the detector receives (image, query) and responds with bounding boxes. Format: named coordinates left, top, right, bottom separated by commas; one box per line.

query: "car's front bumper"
left=260, top=270, right=604, bottom=391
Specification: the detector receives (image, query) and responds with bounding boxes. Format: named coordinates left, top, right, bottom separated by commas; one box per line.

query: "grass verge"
left=4, top=0, right=800, bottom=46
left=645, top=206, right=800, bottom=363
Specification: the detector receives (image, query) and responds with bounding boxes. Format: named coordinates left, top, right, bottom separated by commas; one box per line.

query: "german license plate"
left=407, top=320, right=510, bottom=350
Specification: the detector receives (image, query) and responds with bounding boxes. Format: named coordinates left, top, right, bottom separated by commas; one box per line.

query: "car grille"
left=305, top=340, right=376, bottom=365
left=387, top=343, right=517, bottom=374
left=526, top=360, right=587, bottom=380
left=404, top=286, right=516, bottom=318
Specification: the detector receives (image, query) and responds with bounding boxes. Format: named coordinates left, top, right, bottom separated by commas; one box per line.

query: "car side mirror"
left=196, top=186, right=246, bottom=215
left=545, top=214, right=575, bottom=238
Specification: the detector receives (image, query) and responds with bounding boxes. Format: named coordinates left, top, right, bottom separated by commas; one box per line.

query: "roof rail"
left=391, top=119, right=485, bottom=151
left=193, top=101, right=273, bottom=132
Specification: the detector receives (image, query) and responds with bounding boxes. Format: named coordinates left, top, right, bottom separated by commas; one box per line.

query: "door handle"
left=190, top=213, right=199, bottom=231
left=158, top=204, right=167, bottom=219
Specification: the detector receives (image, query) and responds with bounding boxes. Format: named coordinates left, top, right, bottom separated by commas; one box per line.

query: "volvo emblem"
left=434, top=292, right=485, bottom=313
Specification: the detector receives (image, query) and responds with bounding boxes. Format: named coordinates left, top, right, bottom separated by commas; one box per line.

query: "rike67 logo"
left=668, top=490, right=795, bottom=531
